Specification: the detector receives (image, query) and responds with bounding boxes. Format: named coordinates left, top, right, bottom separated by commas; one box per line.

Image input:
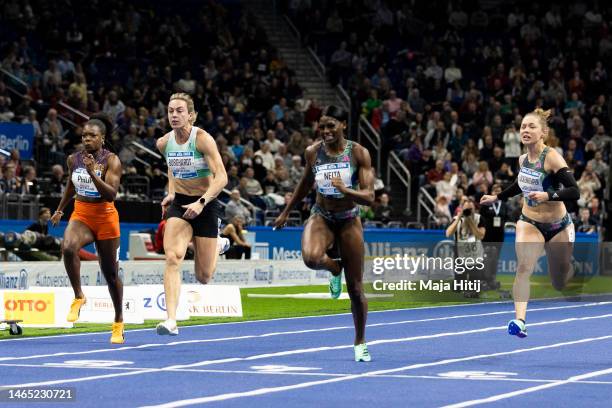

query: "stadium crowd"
left=0, top=0, right=611, bottom=233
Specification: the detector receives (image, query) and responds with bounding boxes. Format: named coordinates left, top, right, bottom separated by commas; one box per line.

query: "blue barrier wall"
left=0, top=221, right=600, bottom=268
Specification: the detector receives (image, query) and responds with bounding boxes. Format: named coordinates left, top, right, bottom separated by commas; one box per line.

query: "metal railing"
left=335, top=84, right=352, bottom=135
left=387, top=151, right=412, bottom=215
left=306, top=46, right=326, bottom=80
left=0, top=193, right=40, bottom=220
left=357, top=115, right=381, bottom=175
left=417, top=186, right=437, bottom=225
left=0, top=67, right=28, bottom=97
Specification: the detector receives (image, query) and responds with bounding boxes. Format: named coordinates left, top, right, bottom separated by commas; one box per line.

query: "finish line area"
left=2, top=299, right=612, bottom=407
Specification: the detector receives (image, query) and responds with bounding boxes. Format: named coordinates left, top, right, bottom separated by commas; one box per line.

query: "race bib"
left=72, top=168, right=102, bottom=198
left=314, top=162, right=352, bottom=197
left=167, top=151, right=206, bottom=179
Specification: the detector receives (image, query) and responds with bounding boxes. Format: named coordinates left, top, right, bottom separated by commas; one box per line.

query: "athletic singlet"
left=71, top=149, right=111, bottom=198
left=165, top=126, right=211, bottom=180
left=312, top=140, right=358, bottom=198
left=517, top=147, right=559, bottom=207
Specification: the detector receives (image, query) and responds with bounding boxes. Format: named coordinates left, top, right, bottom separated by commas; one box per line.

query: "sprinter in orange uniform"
left=51, top=113, right=124, bottom=344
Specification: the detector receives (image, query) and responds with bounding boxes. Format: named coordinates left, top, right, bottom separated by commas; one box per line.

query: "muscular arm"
left=280, top=146, right=316, bottom=214
left=55, top=155, right=76, bottom=213
left=546, top=150, right=580, bottom=201
left=90, top=154, right=121, bottom=201
left=196, top=129, right=228, bottom=204
left=156, top=134, right=175, bottom=195
left=338, top=144, right=375, bottom=206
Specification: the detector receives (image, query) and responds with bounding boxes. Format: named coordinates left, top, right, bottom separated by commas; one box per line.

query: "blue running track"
left=1, top=298, right=612, bottom=407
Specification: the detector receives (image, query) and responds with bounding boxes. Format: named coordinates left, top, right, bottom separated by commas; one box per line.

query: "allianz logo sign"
left=0, top=270, right=29, bottom=289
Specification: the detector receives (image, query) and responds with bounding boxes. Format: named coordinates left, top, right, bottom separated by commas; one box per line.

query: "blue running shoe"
left=508, top=319, right=527, bottom=338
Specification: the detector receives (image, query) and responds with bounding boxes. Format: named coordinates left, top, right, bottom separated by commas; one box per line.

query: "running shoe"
left=67, top=298, right=86, bottom=322
left=354, top=343, right=371, bottom=362
left=508, top=319, right=527, bottom=338
left=329, top=273, right=342, bottom=299
left=218, top=236, right=230, bottom=255
left=156, top=319, right=179, bottom=336
left=110, top=322, right=125, bottom=344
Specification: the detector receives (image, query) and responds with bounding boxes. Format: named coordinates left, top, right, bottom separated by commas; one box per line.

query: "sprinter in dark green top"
left=274, top=106, right=375, bottom=362
left=481, top=108, right=579, bottom=339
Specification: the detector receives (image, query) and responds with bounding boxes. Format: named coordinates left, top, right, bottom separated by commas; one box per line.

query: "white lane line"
left=3, top=363, right=612, bottom=385
left=1, top=302, right=608, bottom=362
left=167, top=313, right=612, bottom=370
left=442, top=367, right=612, bottom=407
left=3, top=294, right=608, bottom=342
left=139, top=335, right=612, bottom=407
left=3, top=313, right=612, bottom=390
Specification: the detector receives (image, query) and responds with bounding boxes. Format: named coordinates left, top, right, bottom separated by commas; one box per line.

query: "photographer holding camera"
left=446, top=196, right=485, bottom=293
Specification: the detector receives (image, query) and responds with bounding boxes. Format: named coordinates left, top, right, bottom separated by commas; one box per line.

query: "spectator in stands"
left=48, top=164, right=66, bottom=196
left=436, top=172, right=456, bottom=202
left=243, top=167, right=264, bottom=198
left=20, top=165, right=39, bottom=195
left=374, top=193, right=394, bottom=224
left=494, top=162, right=515, bottom=188
left=462, top=155, right=480, bottom=181
left=2, top=163, right=20, bottom=193
left=287, top=131, right=307, bottom=156
left=221, top=215, right=251, bottom=259
left=472, top=161, right=493, bottom=191
left=576, top=207, right=598, bottom=234
left=588, top=151, right=609, bottom=179
left=103, top=91, right=126, bottom=122
left=255, top=141, right=275, bottom=171
left=41, top=108, right=65, bottom=164
left=224, top=189, right=252, bottom=225
left=265, top=129, right=283, bottom=153
left=226, top=165, right=240, bottom=191
left=26, top=207, right=51, bottom=235
left=426, top=159, right=446, bottom=186
left=577, top=164, right=602, bottom=207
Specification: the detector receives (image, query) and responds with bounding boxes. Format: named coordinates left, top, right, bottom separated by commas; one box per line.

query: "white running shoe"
left=218, top=236, right=230, bottom=255
left=156, top=320, right=179, bottom=336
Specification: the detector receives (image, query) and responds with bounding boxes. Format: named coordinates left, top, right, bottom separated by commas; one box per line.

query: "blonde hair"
left=527, top=108, right=552, bottom=130
left=169, top=92, right=197, bottom=125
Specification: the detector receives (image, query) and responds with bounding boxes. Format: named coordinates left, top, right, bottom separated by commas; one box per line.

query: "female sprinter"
left=155, top=93, right=228, bottom=335
left=51, top=113, right=124, bottom=344
left=480, top=108, right=579, bottom=338
left=274, top=105, right=375, bottom=362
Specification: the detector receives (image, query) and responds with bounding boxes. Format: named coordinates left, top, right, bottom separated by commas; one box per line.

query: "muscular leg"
left=546, top=224, right=575, bottom=291
left=62, top=220, right=95, bottom=299
left=338, top=218, right=367, bottom=345
left=514, top=221, right=545, bottom=321
left=301, top=215, right=341, bottom=275
left=162, top=218, right=193, bottom=321
left=96, top=237, right=123, bottom=322
left=193, top=236, right=219, bottom=284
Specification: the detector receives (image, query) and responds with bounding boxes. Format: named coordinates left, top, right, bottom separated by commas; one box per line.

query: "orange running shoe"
left=110, top=322, right=125, bottom=344
left=66, top=298, right=86, bottom=322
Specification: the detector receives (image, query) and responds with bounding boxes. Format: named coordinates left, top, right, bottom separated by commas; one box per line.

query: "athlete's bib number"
left=73, top=168, right=102, bottom=198
left=167, top=151, right=203, bottom=179
left=314, top=162, right=352, bottom=197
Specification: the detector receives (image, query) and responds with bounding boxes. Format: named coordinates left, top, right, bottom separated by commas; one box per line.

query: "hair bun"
left=532, top=108, right=552, bottom=122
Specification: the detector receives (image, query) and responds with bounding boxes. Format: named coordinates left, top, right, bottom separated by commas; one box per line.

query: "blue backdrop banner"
left=0, top=123, right=34, bottom=160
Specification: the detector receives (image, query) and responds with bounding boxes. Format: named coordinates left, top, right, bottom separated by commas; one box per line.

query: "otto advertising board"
left=0, top=287, right=73, bottom=328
